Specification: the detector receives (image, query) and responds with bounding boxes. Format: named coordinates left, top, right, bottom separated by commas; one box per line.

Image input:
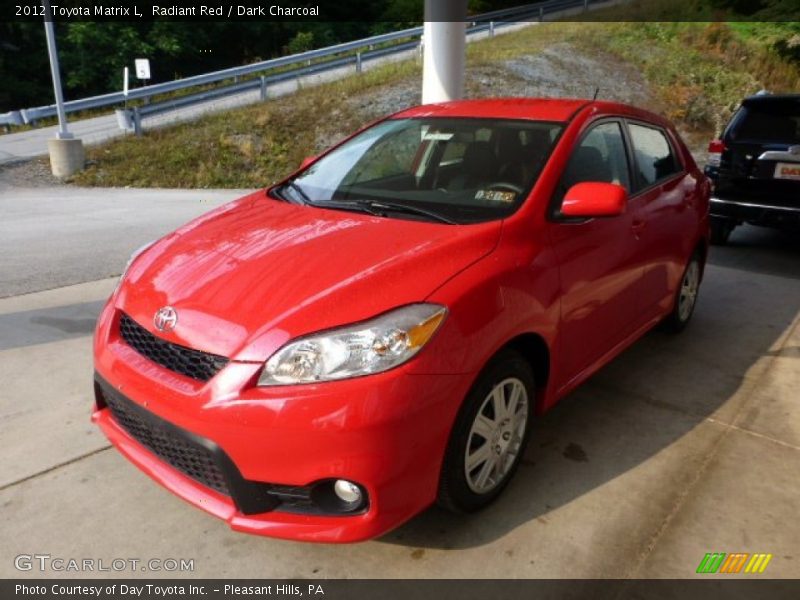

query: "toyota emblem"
left=154, top=306, right=178, bottom=332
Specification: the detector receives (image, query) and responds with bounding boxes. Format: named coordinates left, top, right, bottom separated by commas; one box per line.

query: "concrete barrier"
left=47, top=138, right=85, bottom=177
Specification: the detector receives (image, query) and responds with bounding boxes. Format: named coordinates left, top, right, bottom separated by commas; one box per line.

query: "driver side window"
left=555, top=122, right=631, bottom=210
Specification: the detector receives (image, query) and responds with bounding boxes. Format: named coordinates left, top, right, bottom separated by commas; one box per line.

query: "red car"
left=93, top=98, right=709, bottom=542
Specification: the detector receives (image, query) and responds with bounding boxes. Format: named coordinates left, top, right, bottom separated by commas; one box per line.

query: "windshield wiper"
left=300, top=196, right=455, bottom=224
left=360, top=200, right=456, bottom=224
left=302, top=198, right=384, bottom=217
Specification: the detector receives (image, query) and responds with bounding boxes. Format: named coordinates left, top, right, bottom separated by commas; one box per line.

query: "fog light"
left=333, top=480, right=362, bottom=504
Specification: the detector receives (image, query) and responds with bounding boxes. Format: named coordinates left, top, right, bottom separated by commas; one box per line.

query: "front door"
left=547, top=120, right=646, bottom=390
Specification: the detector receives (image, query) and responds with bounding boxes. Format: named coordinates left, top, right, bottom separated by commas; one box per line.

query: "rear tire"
left=710, top=218, right=735, bottom=245
left=661, top=251, right=702, bottom=333
left=437, top=349, right=535, bottom=513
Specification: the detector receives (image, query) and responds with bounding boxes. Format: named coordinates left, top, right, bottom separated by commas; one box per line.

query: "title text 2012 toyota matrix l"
left=92, top=98, right=710, bottom=542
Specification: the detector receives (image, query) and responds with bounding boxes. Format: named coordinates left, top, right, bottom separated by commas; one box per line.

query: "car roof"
left=742, top=93, right=800, bottom=105
left=392, top=97, right=669, bottom=126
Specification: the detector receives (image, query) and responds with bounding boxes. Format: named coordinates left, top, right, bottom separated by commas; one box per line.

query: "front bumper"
left=710, top=197, right=800, bottom=228
left=93, top=305, right=472, bottom=543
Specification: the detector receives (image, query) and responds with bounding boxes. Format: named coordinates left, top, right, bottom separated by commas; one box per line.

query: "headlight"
left=116, top=241, right=155, bottom=289
left=258, top=304, right=447, bottom=386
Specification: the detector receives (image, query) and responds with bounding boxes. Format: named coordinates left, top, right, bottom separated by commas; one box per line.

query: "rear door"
left=624, top=121, right=694, bottom=317
left=716, top=97, right=800, bottom=209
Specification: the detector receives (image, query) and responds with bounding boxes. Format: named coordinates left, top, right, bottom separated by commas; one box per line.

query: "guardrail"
left=12, top=0, right=601, bottom=131
left=0, top=111, right=24, bottom=128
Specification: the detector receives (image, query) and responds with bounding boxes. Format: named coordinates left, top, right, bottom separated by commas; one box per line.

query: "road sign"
left=134, top=59, right=151, bottom=80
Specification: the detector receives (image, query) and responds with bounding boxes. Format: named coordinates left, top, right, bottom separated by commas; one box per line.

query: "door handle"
left=631, top=219, right=646, bottom=234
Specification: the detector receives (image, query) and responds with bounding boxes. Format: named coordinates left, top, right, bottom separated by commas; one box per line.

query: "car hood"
left=116, top=192, right=501, bottom=361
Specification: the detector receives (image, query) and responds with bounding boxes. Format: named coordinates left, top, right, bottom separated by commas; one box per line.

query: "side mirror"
left=560, top=182, right=627, bottom=219
left=300, top=155, right=317, bottom=169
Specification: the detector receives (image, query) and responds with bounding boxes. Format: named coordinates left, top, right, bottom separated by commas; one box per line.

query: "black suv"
left=705, top=93, right=800, bottom=244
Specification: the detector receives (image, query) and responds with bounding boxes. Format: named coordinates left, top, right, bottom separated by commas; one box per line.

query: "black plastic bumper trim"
left=95, top=374, right=277, bottom=515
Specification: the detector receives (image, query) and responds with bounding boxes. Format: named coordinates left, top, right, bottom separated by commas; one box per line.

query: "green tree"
left=286, top=31, right=315, bottom=55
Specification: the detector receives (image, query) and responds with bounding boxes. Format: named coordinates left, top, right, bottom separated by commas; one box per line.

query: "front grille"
left=98, top=379, right=230, bottom=495
left=119, top=313, right=228, bottom=382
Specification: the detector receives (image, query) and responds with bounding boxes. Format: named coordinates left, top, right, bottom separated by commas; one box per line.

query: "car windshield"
left=277, top=117, right=563, bottom=224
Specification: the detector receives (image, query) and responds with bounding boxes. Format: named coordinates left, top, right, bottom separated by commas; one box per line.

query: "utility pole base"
left=47, top=138, right=85, bottom=178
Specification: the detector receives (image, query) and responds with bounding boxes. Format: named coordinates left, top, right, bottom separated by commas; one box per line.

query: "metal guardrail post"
left=489, top=21, right=495, bottom=37
left=584, top=0, right=589, bottom=10
left=133, top=106, right=142, bottom=136
left=356, top=52, right=363, bottom=73
left=20, top=108, right=38, bottom=127
left=539, top=6, right=544, bottom=20
left=115, top=108, right=133, bottom=131
left=260, top=76, right=268, bottom=101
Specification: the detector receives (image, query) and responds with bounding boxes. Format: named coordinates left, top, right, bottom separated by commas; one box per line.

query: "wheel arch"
left=695, top=236, right=709, bottom=280
left=502, top=332, right=551, bottom=412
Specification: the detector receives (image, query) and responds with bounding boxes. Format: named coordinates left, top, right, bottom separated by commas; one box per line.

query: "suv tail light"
left=707, top=139, right=725, bottom=167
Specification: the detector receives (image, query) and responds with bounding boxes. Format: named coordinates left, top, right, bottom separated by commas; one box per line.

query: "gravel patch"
left=494, top=43, right=654, bottom=106
left=312, top=42, right=660, bottom=155
left=312, top=78, right=422, bottom=153
left=0, top=157, right=64, bottom=191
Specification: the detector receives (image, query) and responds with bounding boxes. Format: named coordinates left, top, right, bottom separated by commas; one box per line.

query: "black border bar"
left=3, top=579, right=800, bottom=600
left=4, top=0, right=800, bottom=23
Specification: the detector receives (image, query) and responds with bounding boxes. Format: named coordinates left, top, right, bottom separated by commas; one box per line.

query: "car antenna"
left=593, top=87, right=600, bottom=100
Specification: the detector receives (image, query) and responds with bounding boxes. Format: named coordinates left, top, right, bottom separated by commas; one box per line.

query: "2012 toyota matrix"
left=92, top=98, right=710, bottom=542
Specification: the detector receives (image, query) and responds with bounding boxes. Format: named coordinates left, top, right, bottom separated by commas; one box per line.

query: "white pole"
left=422, top=0, right=467, bottom=104
left=41, top=0, right=72, bottom=139
left=123, top=66, right=129, bottom=97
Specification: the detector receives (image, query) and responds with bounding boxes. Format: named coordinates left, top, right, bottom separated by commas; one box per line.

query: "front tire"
left=437, top=349, right=535, bottom=513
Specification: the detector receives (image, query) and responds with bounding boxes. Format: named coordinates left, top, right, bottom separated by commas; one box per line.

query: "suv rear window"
left=727, top=100, right=800, bottom=144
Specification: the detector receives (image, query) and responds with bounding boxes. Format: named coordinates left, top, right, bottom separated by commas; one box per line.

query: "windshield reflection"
left=283, top=117, right=563, bottom=224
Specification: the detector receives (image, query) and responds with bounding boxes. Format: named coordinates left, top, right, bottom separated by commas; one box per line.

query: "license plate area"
left=774, top=162, right=800, bottom=181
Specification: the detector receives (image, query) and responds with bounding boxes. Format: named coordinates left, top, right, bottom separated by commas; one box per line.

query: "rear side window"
left=727, top=101, right=800, bottom=144
left=557, top=121, right=631, bottom=203
left=628, top=123, right=681, bottom=187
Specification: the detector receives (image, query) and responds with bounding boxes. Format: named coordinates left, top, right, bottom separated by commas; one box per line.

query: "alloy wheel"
left=464, top=377, right=529, bottom=494
left=678, top=260, right=700, bottom=322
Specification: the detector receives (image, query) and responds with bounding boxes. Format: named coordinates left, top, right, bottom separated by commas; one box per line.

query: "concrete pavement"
left=0, top=220, right=798, bottom=578
left=0, top=186, right=251, bottom=298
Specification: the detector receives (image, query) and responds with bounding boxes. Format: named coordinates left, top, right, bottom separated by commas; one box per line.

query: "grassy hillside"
left=72, top=61, right=422, bottom=189
left=576, top=22, right=800, bottom=133
left=68, top=22, right=800, bottom=189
